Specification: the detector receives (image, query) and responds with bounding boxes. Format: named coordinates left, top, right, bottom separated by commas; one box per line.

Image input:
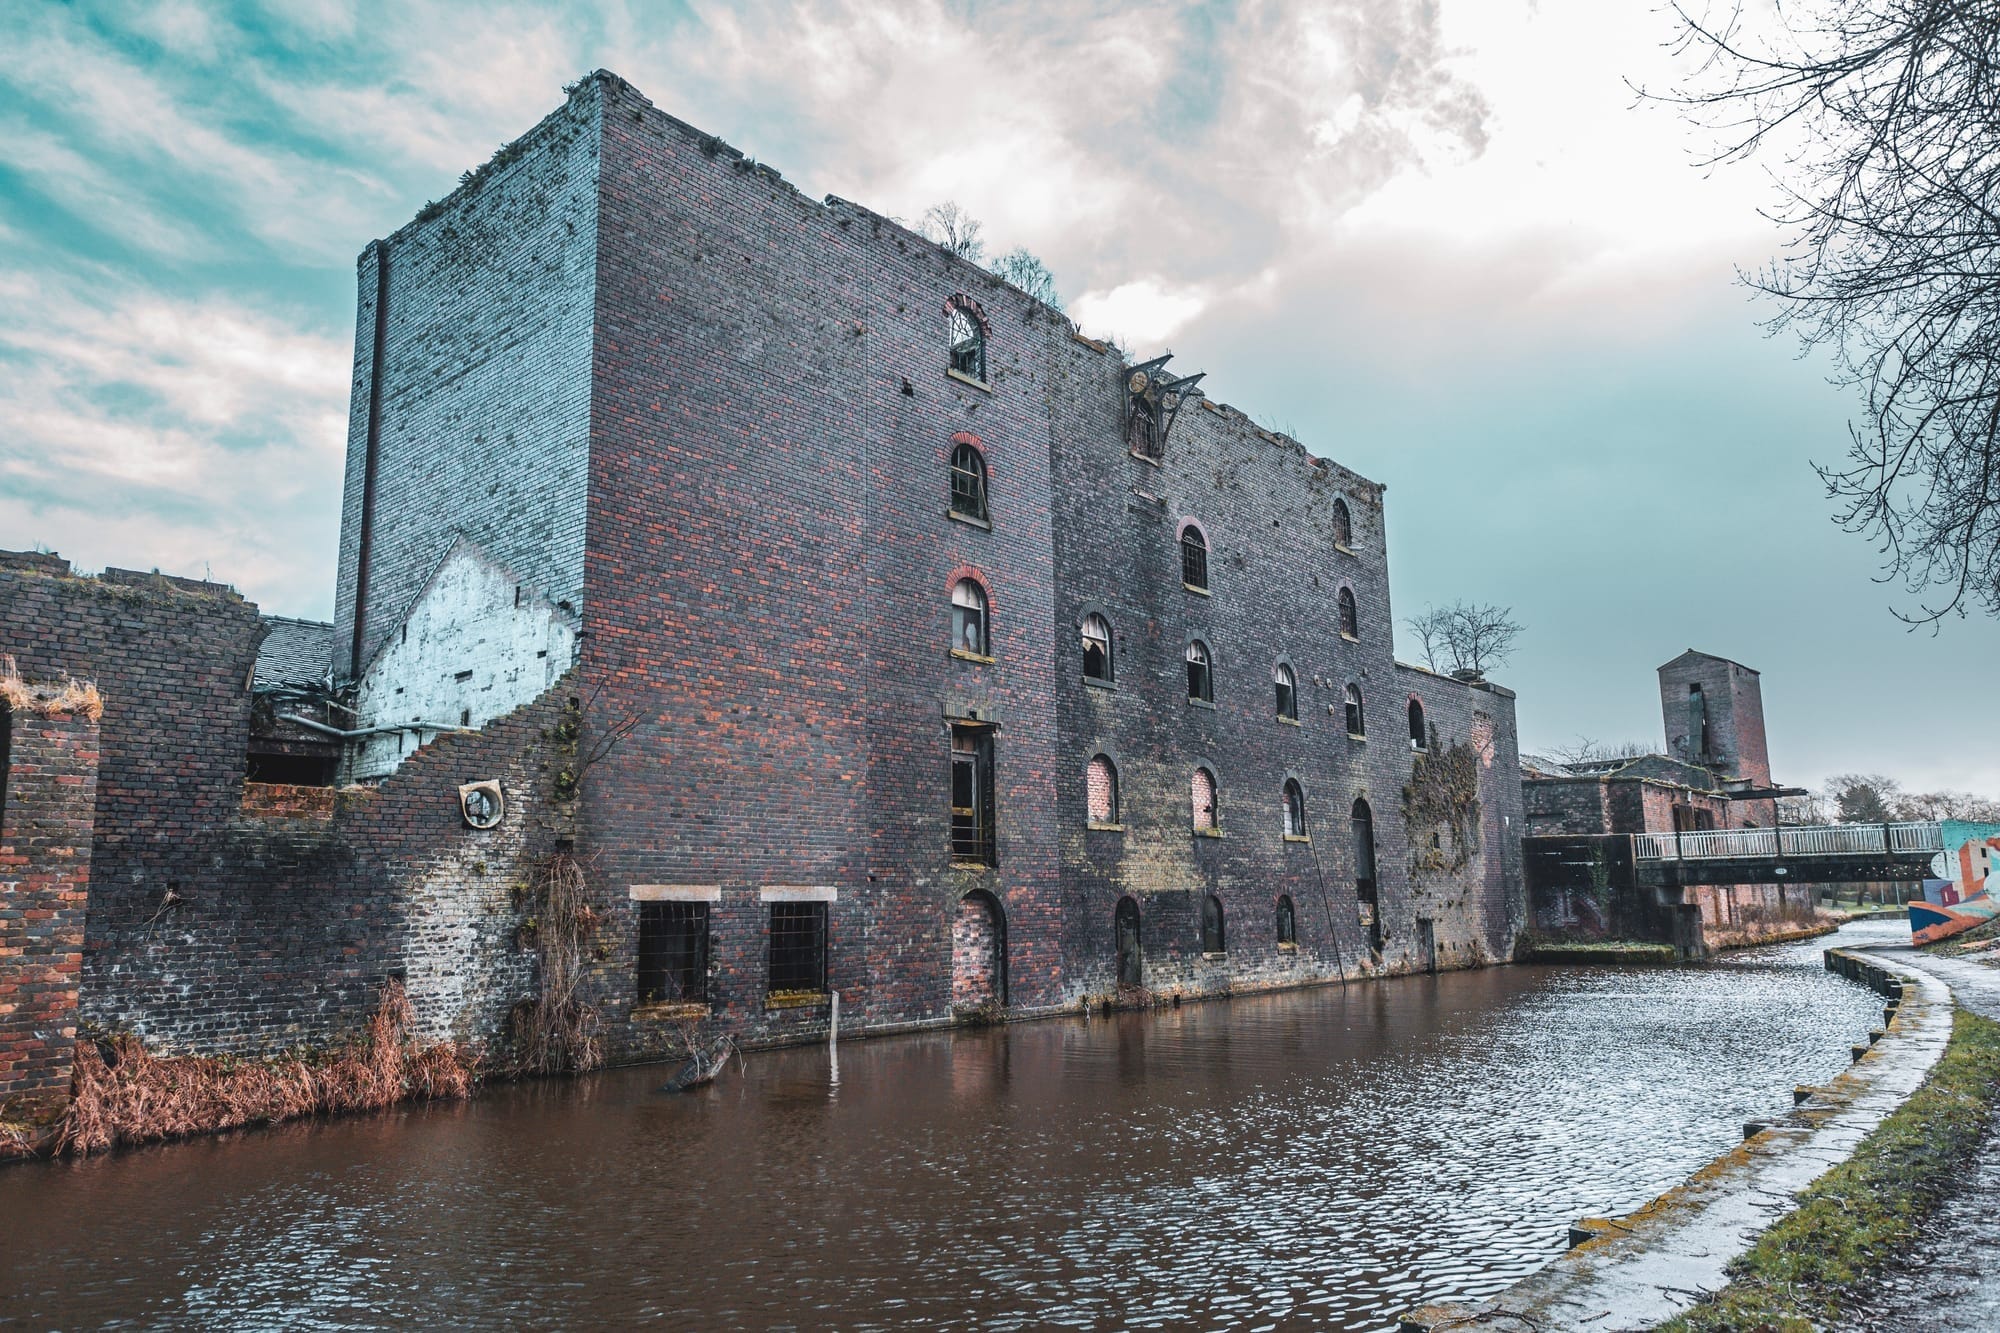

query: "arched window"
left=1192, top=767, right=1218, bottom=831
left=948, top=300, right=986, bottom=381
left=1338, top=586, right=1358, bottom=638
left=949, top=442, right=989, bottom=522
left=1115, top=897, right=1143, bottom=985
left=951, top=579, right=989, bottom=657
left=1352, top=796, right=1381, bottom=952
left=1408, top=698, right=1428, bottom=751
left=1185, top=640, right=1213, bottom=702
left=1332, top=497, right=1353, bottom=549
left=1276, top=894, right=1297, bottom=946
left=1181, top=526, right=1209, bottom=590
left=1128, top=393, right=1162, bottom=459
left=1283, top=779, right=1306, bottom=838
left=1344, top=683, right=1366, bottom=737
left=1087, top=755, right=1119, bottom=825
left=1081, top=614, right=1113, bottom=683
left=1274, top=663, right=1298, bottom=720
left=1201, top=894, right=1226, bottom=953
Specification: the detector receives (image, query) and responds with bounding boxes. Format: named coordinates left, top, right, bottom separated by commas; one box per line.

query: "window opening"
left=1338, top=586, right=1358, bottom=638
left=948, top=302, right=986, bottom=381
left=949, top=442, right=989, bottom=522
left=1201, top=894, right=1226, bottom=954
left=1181, top=526, right=1209, bottom=590
left=1344, top=683, right=1366, bottom=737
left=0, top=704, right=11, bottom=845
left=951, top=579, right=990, bottom=656
left=1185, top=640, right=1213, bottom=703
left=1081, top=614, right=1113, bottom=683
left=1192, top=767, right=1218, bottom=832
left=1352, top=797, right=1382, bottom=952
left=1275, top=663, right=1297, bottom=720
left=1408, top=698, right=1427, bottom=750
left=1332, top=497, right=1353, bottom=548
left=1283, top=779, right=1306, bottom=838
left=637, top=901, right=710, bottom=1004
left=1276, top=894, right=1297, bottom=946
left=951, top=724, right=998, bottom=865
left=768, top=901, right=828, bottom=995
left=1115, top=898, right=1143, bottom=985
left=1087, top=755, right=1119, bottom=825
left=1128, top=393, right=1162, bottom=458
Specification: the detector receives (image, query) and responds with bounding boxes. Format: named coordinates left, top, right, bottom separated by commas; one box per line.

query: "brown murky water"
left=0, top=922, right=1897, bottom=1330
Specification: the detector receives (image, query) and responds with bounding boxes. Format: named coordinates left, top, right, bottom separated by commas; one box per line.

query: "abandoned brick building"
left=0, top=72, right=1525, bottom=1113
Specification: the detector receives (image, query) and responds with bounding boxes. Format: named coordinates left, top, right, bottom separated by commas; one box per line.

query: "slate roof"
left=254, top=615, right=335, bottom=690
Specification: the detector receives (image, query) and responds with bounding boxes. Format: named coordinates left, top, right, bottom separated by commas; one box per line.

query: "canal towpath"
left=1841, top=943, right=2000, bottom=1332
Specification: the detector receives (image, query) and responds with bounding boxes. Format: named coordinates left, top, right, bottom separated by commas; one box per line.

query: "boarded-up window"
left=1192, top=767, right=1218, bottom=831
left=1087, top=755, right=1118, bottom=824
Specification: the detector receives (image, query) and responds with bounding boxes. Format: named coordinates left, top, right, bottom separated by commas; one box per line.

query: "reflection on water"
left=0, top=922, right=1899, bottom=1330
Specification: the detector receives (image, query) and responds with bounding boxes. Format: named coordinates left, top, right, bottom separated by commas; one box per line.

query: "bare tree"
left=1404, top=601, right=1523, bottom=677
left=1544, top=736, right=1655, bottom=766
left=1777, top=792, right=1828, bottom=826
left=1893, top=789, right=2000, bottom=823
left=919, top=201, right=986, bottom=263
left=992, top=246, right=1063, bottom=310
left=1659, top=2, right=2000, bottom=623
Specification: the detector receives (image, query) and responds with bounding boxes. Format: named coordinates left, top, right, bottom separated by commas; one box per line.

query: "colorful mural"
left=1911, top=821, right=2000, bottom=945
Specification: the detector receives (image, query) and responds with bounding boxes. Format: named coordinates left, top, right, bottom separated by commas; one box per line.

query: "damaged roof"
left=254, top=615, right=334, bottom=690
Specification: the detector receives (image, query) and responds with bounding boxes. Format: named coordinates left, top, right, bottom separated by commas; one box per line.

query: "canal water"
left=0, top=921, right=1898, bottom=1330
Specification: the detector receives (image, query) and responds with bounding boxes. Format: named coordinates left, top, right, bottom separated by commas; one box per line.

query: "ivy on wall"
left=1403, top=724, right=1482, bottom=879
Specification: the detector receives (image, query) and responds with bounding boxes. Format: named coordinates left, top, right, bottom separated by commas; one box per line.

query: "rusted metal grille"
left=637, top=901, right=708, bottom=1004
left=767, top=901, right=827, bottom=994
left=949, top=443, right=988, bottom=521
left=1087, top=755, right=1118, bottom=824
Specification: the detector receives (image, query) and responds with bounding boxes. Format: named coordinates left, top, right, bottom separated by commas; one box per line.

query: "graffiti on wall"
left=1910, top=821, right=2000, bottom=946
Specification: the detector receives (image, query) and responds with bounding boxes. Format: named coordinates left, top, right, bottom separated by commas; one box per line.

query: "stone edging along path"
left=1399, top=947, right=1951, bottom=1333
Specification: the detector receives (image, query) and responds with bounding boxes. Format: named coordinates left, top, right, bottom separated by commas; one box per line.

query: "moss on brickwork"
left=1403, top=724, right=1481, bottom=879
left=1660, top=1009, right=2000, bottom=1332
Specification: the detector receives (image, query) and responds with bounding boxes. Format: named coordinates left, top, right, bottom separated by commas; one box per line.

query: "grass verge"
left=1516, top=940, right=1678, bottom=965
left=1660, top=1008, right=2000, bottom=1332
left=1926, top=914, right=2000, bottom=959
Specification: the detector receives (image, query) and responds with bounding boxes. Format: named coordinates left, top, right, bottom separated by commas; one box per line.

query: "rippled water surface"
left=0, top=921, right=1902, bottom=1330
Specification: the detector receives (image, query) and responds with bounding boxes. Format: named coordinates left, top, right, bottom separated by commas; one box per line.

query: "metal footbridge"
left=1631, top=820, right=1943, bottom=887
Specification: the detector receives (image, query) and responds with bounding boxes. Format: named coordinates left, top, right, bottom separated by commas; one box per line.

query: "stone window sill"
left=1187, top=697, right=1216, bottom=710
left=951, top=860, right=998, bottom=873
left=1087, top=821, right=1125, bottom=833
left=1283, top=834, right=1311, bottom=844
left=1278, top=942, right=1299, bottom=953
left=946, top=368, right=993, bottom=393
left=633, top=1001, right=711, bottom=1022
left=1334, top=543, right=1355, bottom=556
left=1128, top=449, right=1162, bottom=467
left=1340, top=632, right=1360, bottom=644
left=950, top=648, right=996, bottom=665
left=1183, top=583, right=1211, bottom=597
left=1347, top=732, right=1368, bottom=743
left=948, top=510, right=992, bottom=530
left=1201, top=951, right=1227, bottom=960
left=765, top=991, right=830, bottom=1011
left=1084, top=676, right=1115, bottom=691
left=1193, top=827, right=1224, bottom=839
left=1277, top=715, right=1301, bottom=727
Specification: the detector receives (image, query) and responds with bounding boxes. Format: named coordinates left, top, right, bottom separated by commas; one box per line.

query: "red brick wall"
left=0, top=704, right=98, bottom=1125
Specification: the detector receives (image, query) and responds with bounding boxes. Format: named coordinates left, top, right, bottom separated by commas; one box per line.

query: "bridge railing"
left=1633, top=821, right=1943, bottom=862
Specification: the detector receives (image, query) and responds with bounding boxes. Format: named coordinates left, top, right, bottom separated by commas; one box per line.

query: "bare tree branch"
left=1403, top=601, right=1524, bottom=676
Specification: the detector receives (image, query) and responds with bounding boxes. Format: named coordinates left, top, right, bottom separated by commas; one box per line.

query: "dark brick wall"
left=1657, top=652, right=1772, bottom=791
left=333, top=86, right=601, bottom=677
left=0, top=700, right=97, bottom=1124
left=1525, top=775, right=1732, bottom=837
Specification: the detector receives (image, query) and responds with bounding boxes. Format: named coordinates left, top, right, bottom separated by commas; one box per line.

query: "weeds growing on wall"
left=1403, top=725, right=1481, bottom=879
left=57, top=980, right=476, bottom=1156
left=512, top=848, right=603, bottom=1075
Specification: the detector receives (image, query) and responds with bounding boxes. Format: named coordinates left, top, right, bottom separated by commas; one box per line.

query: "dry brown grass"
left=0, top=659, right=103, bottom=721
left=57, top=980, right=478, bottom=1155
left=512, top=849, right=603, bottom=1075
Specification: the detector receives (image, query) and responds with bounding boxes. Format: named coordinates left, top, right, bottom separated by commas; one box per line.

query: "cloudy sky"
left=3, top=0, right=1995, bottom=795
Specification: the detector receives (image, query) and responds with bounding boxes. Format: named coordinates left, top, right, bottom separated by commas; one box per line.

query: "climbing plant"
left=1403, top=725, right=1481, bottom=879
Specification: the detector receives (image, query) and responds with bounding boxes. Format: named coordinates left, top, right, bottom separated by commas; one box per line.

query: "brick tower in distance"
left=1657, top=650, right=1772, bottom=788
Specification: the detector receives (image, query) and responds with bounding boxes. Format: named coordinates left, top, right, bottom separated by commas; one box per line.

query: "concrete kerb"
left=1399, top=947, right=1952, bottom=1333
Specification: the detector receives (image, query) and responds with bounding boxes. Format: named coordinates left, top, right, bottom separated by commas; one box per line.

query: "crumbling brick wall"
left=0, top=695, right=98, bottom=1126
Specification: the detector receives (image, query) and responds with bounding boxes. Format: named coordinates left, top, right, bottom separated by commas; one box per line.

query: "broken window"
left=948, top=301, right=986, bottom=381
left=1192, top=766, right=1219, bottom=832
left=1338, top=586, right=1358, bottom=638
left=950, top=442, right=989, bottom=522
left=1081, top=614, right=1113, bottom=683
left=1283, top=779, right=1306, bottom=838
left=1344, top=683, right=1366, bottom=737
left=952, top=579, right=990, bottom=657
left=1276, top=894, right=1297, bottom=946
left=1202, top=894, right=1226, bottom=953
left=1408, top=698, right=1427, bottom=751
left=1087, top=754, right=1119, bottom=824
left=1128, top=393, right=1162, bottom=458
left=637, top=901, right=709, bottom=1005
left=1275, top=663, right=1297, bottom=720
left=951, top=724, right=998, bottom=865
left=768, top=901, right=828, bottom=995
left=1333, top=497, right=1353, bottom=548
left=1181, top=526, right=1209, bottom=590
left=1352, top=797, right=1379, bottom=919
left=1185, top=640, right=1213, bottom=703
